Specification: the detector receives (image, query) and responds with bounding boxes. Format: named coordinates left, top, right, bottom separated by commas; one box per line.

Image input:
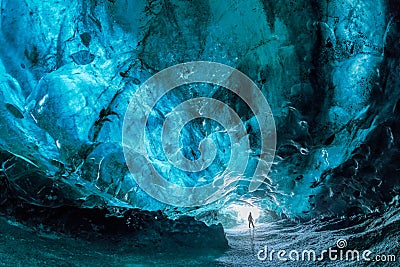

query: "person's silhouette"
left=248, top=212, right=255, bottom=228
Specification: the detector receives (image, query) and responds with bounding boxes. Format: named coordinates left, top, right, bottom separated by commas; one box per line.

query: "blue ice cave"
left=0, top=0, right=399, bottom=265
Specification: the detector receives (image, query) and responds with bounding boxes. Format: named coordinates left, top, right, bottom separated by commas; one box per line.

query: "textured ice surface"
left=0, top=0, right=399, bottom=227
left=0, top=206, right=398, bottom=266
left=1, top=1, right=400, bottom=266
left=218, top=207, right=400, bottom=266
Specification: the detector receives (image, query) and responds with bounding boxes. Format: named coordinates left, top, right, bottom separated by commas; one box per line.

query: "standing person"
left=248, top=212, right=255, bottom=228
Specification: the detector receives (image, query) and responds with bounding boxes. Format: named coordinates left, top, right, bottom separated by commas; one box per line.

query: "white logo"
left=122, top=61, right=276, bottom=207
left=336, top=238, right=348, bottom=249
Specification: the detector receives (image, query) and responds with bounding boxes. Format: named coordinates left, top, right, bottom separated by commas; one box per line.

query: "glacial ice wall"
left=0, top=0, right=399, bottom=222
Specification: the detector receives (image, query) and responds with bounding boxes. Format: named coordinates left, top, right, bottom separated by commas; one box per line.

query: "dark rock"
left=70, top=50, right=95, bottom=65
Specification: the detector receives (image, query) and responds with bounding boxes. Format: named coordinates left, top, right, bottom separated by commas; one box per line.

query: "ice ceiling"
left=1, top=0, right=400, bottom=225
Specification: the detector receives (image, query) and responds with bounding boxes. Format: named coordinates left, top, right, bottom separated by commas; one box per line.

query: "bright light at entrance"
left=229, top=203, right=262, bottom=223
